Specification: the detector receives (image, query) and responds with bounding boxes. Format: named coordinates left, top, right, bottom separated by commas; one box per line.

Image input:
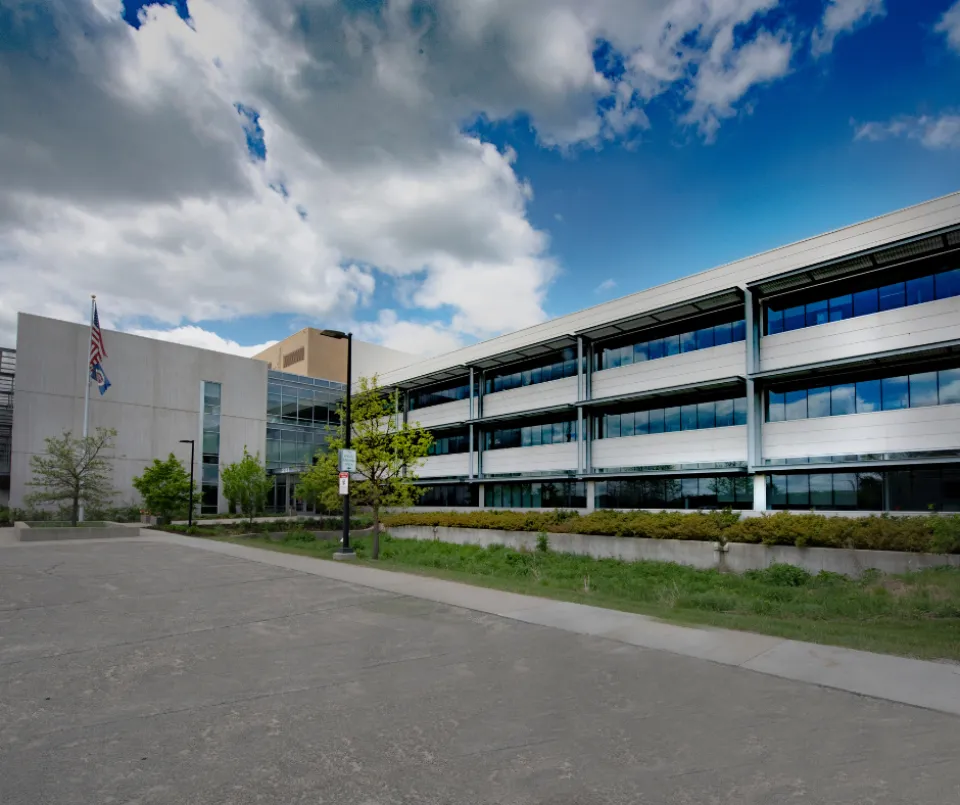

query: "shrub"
left=746, top=563, right=812, bottom=587
left=283, top=530, right=317, bottom=544
left=535, top=532, right=550, bottom=553
left=381, top=510, right=960, bottom=554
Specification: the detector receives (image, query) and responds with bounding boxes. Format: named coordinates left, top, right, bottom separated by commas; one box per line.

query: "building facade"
left=378, top=193, right=960, bottom=513
left=0, top=347, right=14, bottom=506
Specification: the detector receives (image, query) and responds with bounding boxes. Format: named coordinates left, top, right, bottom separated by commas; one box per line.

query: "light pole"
left=321, top=329, right=354, bottom=557
left=179, top=439, right=195, bottom=528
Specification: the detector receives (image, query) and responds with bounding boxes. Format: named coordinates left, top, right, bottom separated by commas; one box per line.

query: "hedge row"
left=381, top=510, right=960, bottom=554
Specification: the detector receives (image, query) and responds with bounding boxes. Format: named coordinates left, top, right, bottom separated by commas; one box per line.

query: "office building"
left=377, top=193, right=960, bottom=513
left=7, top=317, right=414, bottom=514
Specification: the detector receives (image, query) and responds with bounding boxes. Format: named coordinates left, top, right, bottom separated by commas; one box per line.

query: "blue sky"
left=1, top=1, right=958, bottom=356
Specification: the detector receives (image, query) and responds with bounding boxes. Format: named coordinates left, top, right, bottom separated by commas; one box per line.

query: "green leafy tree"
left=221, top=447, right=272, bottom=524
left=297, top=376, right=432, bottom=559
left=25, top=428, right=117, bottom=526
left=132, top=454, right=198, bottom=523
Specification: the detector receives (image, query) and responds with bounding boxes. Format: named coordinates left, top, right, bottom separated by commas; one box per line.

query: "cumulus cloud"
left=937, top=1, right=960, bottom=54
left=127, top=325, right=277, bottom=357
left=812, top=0, right=886, bottom=57
left=0, top=0, right=799, bottom=350
left=854, top=113, right=960, bottom=149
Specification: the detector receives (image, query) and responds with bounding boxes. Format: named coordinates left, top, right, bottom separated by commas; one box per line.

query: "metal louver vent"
left=758, top=274, right=810, bottom=294
left=695, top=291, right=741, bottom=310
left=947, top=230, right=960, bottom=247
left=810, top=255, right=873, bottom=280
left=873, top=235, right=944, bottom=265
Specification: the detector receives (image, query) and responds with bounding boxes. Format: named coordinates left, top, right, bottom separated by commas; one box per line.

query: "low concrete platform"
left=13, top=521, right=138, bottom=542
left=2, top=536, right=959, bottom=804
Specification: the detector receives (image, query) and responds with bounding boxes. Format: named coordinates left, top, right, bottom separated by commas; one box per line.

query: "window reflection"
left=766, top=265, right=960, bottom=335
left=599, top=318, right=745, bottom=370
left=767, top=366, right=960, bottom=422
left=599, top=396, right=747, bottom=438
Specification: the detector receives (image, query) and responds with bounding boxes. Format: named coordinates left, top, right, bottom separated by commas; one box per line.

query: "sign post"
left=338, top=449, right=357, bottom=473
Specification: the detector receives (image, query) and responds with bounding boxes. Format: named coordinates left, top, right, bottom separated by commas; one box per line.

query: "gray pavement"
left=1, top=539, right=960, bottom=804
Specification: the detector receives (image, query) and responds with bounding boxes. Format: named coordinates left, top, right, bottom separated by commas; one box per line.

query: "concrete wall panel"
left=482, top=442, right=576, bottom=475
left=592, top=426, right=748, bottom=468
left=482, top=376, right=577, bottom=418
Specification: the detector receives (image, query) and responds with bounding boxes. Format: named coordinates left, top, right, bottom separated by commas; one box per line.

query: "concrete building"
left=253, top=327, right=416, bottom=382
left=0, top=347, right=14, bottom=506
left=377, top=192, right=960, bottom=513
left=7, top=317, right=414, bottom=515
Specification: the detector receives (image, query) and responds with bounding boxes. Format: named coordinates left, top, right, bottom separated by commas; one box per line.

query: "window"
left=881, top=376, right=908, bottom=410
left=596, top=475, right=753, bottom=510
left=597, top=396, right=746, bottom=439
left=853, top=288, right=878, bottom=316
left=484, top=417, right=576, bottom=450
left=829, top=294, right=853, bottom=321
left=807, top=386, right=830, bottom=419
left=784, top=389, right=807, bottom=421
left=855, top=379, right=881, bottom=413
left=766, top=266, right=960, bottom=335
left=598, top=316, right=745, bottom=370
left=416, top=484, right=479, bottom=507
left=909, top=371, right=939, bottom=407
left=768, top=468, right=960, bottom=512
left=486, top=348, right=580, bottom=394
left=906, top=276, right=934, bottom=305
left=830, top=383, right=855, bottom=416
left=805, top=299, right=828, bottom=327
left=409, top=379, right=472, bottom=410
left=485, top=481, right=585, bottom=509
left=940, top=368, right=960, bottom=405
left=784, top=305, right=805, bottom=331
left=878, top=282, right=905, bottom=312
left=201, top=380, right=222, bottom=514
left=767, top=365, right=960, bottom=422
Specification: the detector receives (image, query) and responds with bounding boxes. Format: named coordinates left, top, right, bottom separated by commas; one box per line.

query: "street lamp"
left=179, top=439, right=195, bottom=528
left=320, top=329, right=354, bottom=557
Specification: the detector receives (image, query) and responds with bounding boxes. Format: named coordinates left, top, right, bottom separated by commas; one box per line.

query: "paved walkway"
left=144, top=531, right=960, bottom=717
left=3, top=534, right=960, bottom=804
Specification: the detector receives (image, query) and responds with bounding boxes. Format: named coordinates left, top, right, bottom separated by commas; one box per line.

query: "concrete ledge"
left=388, top=525, right=960, bottom=577
left=14, top=522, right=138, bottom=542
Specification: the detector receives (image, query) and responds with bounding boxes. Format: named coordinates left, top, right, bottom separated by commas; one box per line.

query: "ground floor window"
left=766, top=466, right=960, bottom=511
left=484, top=481, right=586, bottom=509
left=416, top=484, right=479, bottom=507
left=596, top=475, right=753, bottom=510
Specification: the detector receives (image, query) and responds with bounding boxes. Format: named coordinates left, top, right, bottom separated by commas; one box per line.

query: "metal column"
left=744, top=288, right=765, bottom=509
left=576, top=337, right=585, bottom=474
left=468, top=367, right=475, bottom=480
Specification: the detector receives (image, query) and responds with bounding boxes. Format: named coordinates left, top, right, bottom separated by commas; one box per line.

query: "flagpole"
left=79, top=294, right=95, bottom=523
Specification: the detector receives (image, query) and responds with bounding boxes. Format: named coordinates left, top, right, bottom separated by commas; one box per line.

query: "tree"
left=297, top=376, right=432, bottom=559
left=132, top=454, right=198, bottom=523
left=26, top=428, right=117, bottom=526
left=221, top=447, right=272, bottom=524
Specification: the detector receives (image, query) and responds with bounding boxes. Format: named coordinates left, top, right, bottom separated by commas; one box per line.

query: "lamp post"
left=321, top=329, right=354, bottom=557
left=179, top=439, right=195, bottom=528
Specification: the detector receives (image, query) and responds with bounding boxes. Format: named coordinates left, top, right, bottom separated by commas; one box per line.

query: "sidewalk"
left=141, top=532, right=960, bottom=717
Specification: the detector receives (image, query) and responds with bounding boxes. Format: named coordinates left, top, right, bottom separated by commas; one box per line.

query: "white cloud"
left=352, top=311, right=465, bottom=358
left=937, top=1, right=960, bottom=54
left=812, top=0, right=886, bottom=57
left=126, top=325, right=277, bottom=357
left=0, top=0, right=800, bottom=349
left=854, top=113, right=960, bottom=149
left=595, top=278, right=617, bottom=293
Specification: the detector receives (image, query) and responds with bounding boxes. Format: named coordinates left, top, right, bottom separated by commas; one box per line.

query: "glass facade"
left=484, top=481, right=587, bottom=509
left=767, top=365, right=960, bottom=422
left=265, top=371, right=344, bottom=513
left=416, top=484, right=479, bottom=507
left=427, top=428, right=470, bottom=456
left=767, top=467, right=960, bottom=511
left=766, top=266, right=960, bottom=335
left=483, top=417, right=578, bottom=450
left=596, top=475, right=754, bottom=510
left=597, top=396, right=747, bottom=438
left=485, top=348, right=580, bottom=394
left=409, top=378, right=473, bottom=410
left=201, top=381, right=221, bottom=514
left=598, top=315, right=745, bottom=372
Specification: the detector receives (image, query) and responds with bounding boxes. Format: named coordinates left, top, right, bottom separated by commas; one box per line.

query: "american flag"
left=89, top=302, right=107, bottom=368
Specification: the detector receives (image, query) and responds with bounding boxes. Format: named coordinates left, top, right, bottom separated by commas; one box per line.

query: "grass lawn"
left=208, top=531, right=960, bottom=662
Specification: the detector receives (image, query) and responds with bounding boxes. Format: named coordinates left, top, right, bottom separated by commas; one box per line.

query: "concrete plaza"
left=1, top=537, right=959, bottom=804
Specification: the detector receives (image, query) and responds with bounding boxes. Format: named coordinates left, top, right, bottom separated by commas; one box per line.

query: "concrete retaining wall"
left=388, top=525, right=960, bottom=578
left=14, top=522, right=137, bottom=542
